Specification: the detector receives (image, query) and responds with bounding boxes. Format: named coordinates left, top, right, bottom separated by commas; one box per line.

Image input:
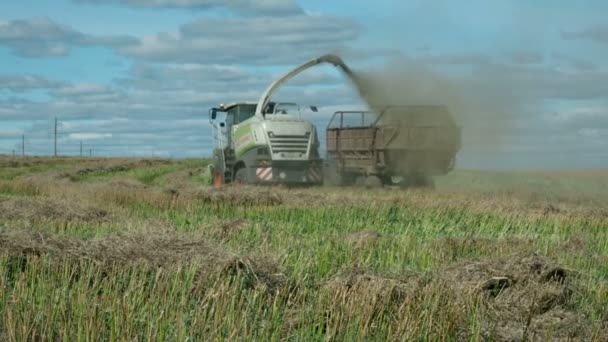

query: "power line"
left=54, top=117, right=58, bottom=157
left=53, top=116, right=74, bottom=157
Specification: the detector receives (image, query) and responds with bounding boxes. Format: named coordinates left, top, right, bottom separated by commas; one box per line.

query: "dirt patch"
left=0, top=156, right=79, bottom=169
left=188, top=187, right=282, bottom=206
left=103, top=178, right=149, bottom=190
left=440, top=254, right=590, bottom=340
left=344, top=230, right=382, bottom=250
left=57, top=158, right=176, bottom=181
left=208, top=219, right=249, bottom=240
left=319, top=267, right=436, bottom=339
left=432, top=236, right=534, bottom=261
left=0, top=229, right=286, bottom=293
left=324, top=266, right=423, bottom=307
left=0, top=196, right=111, bottom=223
left=320, top=254, right=601, bottom=341
left=559, top=235, right=591, bottom=256
left=62, top=162, right=137, bottom=180
left=72, top=164, right=130, bottom=177
left=162, top=167, right=205, bottom=191
left=527, top=201, right=564, bottom=216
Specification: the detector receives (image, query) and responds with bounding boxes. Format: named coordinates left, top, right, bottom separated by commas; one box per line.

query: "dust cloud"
left=345, top=57, right=523, bottom=153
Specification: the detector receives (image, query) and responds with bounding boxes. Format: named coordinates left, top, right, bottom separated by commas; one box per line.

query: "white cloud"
left=116, top=14, right=361, bottom=64
left=0, top=17, right=135, bottom=57
left=0, top=128, right=24, bottom=138
left=0, top=74, right=65, bottom=91
left=68, top=133, right=113, bottom=140
left=562, top=25, right=608, bottom=44
left=73, top=0, right=304, bottom=15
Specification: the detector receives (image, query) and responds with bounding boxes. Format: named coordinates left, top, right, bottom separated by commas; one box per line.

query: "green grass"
left=0, top=157, right=607, bottom=340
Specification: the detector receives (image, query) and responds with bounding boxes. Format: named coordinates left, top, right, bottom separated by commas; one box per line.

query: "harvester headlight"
left=268, top=131, right=274, bottom=138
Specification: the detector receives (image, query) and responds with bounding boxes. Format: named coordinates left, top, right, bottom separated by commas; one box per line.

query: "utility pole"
left=12, top=149, right=15, bottom=157
left=80, top=141, right=83, bottom=157
left=89, top=149, right=92, bottom=157
left=21, top=134, right=25, bottom=157
left=54, top=117, right=58, bottom=157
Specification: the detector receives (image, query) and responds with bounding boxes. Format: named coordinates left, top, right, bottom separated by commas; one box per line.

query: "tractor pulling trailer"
left=208, top=54, right=461, bottom=187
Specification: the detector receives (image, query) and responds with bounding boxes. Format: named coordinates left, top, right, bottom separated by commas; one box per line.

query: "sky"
left=0, top=0, right=607, bottom=169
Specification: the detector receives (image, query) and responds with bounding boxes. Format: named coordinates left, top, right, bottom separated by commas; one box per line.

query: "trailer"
left=324, top=105, right=461, bottom=187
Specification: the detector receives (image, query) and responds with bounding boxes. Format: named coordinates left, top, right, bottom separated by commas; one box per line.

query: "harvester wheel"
left=364, top=176, right=383, bottom=188
left=234, top=168, right=248, bottom=184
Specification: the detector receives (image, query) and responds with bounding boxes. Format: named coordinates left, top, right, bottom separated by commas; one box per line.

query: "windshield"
left=227, top=104, right=256, bottom=124
left=272, top=103, right=300, bottom=116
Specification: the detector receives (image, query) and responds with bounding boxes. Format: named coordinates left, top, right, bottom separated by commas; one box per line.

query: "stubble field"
left=0, top=156, right=606, bottom=341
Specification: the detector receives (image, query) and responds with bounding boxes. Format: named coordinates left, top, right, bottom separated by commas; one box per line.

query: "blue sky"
left=0, top=0, right=607, bottom=168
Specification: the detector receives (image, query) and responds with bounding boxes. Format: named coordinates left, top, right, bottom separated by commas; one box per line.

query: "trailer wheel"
left=234, top=168, right=248, bottom=184
left=365, top=176, right=383, bottom=188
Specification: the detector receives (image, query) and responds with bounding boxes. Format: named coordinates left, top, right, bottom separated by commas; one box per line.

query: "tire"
left=364, top=175, right=383, bottom=188
left=233, top=168, right=248, bottom=184
left=389, top=175, right=404, bottom=186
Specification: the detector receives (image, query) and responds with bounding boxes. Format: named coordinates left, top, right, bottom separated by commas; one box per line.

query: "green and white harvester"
left=208, top=54, right=353, bottom=186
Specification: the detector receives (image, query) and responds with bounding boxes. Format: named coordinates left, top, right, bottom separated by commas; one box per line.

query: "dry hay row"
left=0, top=182, right=284, bottom=224
left=0, top=196, right=112, bottom=223
left=0, top=156, right=93, bottom=169
left=60, top=158, right=178, bottom=179
left=0, top=228, right=604, bottom=340
left=320, top=254, right=605, bottom=341
left=0, top=229, right=286, bottom=295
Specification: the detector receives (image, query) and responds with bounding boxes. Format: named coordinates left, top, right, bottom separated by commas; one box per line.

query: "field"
left=0, top=156, right=607, bottom=341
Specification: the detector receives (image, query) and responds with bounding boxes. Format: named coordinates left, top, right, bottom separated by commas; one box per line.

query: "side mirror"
left=310, top=106, right=318, bottom=112
left=209, top=108, right=217, bottom=120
